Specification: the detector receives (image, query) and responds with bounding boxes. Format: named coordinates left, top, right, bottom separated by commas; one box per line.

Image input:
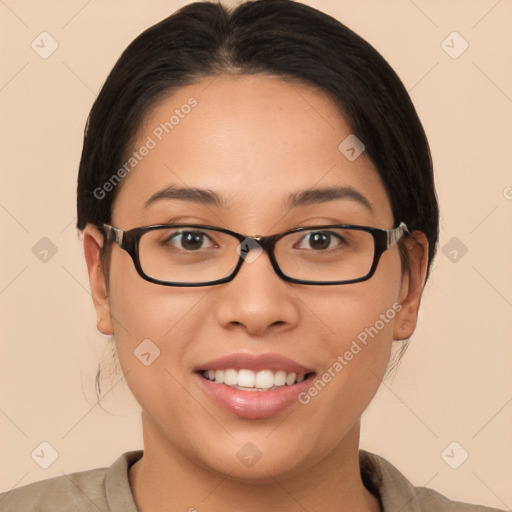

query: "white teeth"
left=202, top=368, right=308, bottom=389
left=237, top=369, right=255, bottom=387
left=214, top=369, right=224, bottom=384
left=285, top=372, right=297, bottom=386
left=223, top=368, right=238, bottom=386
left=274, top=370, right=286, bottom=386
left=255, top=370, right=274, bottom=389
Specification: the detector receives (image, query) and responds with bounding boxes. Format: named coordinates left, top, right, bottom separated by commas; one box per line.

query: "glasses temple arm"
left=102, top=224, right=124, bottom=246
left=387, top=221, right=412, bottom=248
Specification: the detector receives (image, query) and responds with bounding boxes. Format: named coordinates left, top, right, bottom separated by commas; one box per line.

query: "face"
left=84, top=75, right=427, bottom=482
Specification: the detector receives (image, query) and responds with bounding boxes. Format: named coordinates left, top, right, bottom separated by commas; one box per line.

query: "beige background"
left=1, top=0, right=511, bottom=508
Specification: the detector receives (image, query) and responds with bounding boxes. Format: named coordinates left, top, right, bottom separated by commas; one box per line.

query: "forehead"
left=111, top=75, right=393, bottom=227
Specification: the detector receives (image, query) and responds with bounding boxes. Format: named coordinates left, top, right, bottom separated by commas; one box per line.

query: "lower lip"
left=196, top=373, right=315, bottom=419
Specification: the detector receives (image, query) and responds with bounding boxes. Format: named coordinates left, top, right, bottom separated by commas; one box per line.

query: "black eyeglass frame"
left=102, top=221, right=410, bottom=287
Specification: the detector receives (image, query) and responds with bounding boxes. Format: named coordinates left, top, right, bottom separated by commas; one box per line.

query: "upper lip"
left=195, top=353, right=315, bottom=374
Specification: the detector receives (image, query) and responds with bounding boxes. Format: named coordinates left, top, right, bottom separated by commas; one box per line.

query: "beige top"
left=0, top=450, right=504, bottom=511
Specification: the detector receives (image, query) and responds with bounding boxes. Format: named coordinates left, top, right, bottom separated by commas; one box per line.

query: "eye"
left=296, top=231, right=345, bottom=251
left=165, top=230, right=215, bottom=251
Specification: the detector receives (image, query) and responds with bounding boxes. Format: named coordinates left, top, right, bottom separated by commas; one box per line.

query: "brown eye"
left=165, top=231, right=213, bottom=251
left=297, top=231, right=344, bottom=251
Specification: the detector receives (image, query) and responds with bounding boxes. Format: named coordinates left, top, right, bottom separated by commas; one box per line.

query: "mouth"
left=199, top=368, right=315, bottom=391
left=194, top=353, right=316, bottom=419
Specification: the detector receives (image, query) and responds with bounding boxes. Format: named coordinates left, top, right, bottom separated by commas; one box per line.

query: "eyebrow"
left=285, top=185, right=373, bottom=212
left=144, top=184, right=373, bottom=213
left=144, top=186, right=226, bottom=208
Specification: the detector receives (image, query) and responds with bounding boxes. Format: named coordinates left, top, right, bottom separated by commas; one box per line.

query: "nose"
left=213, top=247, right=300, bottom=337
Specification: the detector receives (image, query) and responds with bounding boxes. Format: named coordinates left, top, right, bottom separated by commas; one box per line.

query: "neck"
left=129, top=413, right=381, bottom=512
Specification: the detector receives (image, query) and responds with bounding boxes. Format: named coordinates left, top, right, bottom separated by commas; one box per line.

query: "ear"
left=82, top=224, right=114, bottom=335
left=393, top=231, right=429, bottom=341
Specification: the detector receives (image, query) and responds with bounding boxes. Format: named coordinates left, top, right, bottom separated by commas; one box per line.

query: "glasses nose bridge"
left=234, top=233, right=280, bottom=276
left=254, top=233, right=274, bottom=247
left=243, top=233, right=279, bottom=258
left=224, top=231, right=284, bottom=286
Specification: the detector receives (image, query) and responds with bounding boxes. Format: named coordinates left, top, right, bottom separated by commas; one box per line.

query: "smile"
left=201, top=368, right=312, bottom=391
left=194, top=353, right=317, bottom=419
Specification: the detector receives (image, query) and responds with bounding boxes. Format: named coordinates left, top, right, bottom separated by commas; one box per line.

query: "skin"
left=83, top=75, right=428, bottom=512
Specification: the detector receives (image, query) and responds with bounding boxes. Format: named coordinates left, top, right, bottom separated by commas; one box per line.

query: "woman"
left=0, top=0, right=504, bottom=510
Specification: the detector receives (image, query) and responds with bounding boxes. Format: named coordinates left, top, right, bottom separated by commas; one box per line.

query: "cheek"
left=298, top=250, right=403, bottom=415
left=105, top=252, right=200, bottom=382
left=107, top=247, right=199, bottom=342
left=293, top=293, right=398, bottom=449
left=106, top=274, right=204, bottom=430
left=311, top=283, right=398, bottom=383
left=315, top=249, right=402, bottom=358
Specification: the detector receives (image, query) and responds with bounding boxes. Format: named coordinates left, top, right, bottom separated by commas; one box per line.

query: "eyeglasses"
left=102, top=221, right=410, bottom=287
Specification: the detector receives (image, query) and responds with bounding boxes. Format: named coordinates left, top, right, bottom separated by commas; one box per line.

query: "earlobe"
left=82, top=224, right=114, bottom=335
left=393, top=231, right=429, bottom=341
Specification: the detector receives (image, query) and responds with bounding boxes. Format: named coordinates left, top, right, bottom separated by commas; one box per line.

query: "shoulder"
left=0, top=467, right=108, bottom=512
left=359, top=449, right=506, bottom=512
left=0, top=451, right=142, bottom=512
